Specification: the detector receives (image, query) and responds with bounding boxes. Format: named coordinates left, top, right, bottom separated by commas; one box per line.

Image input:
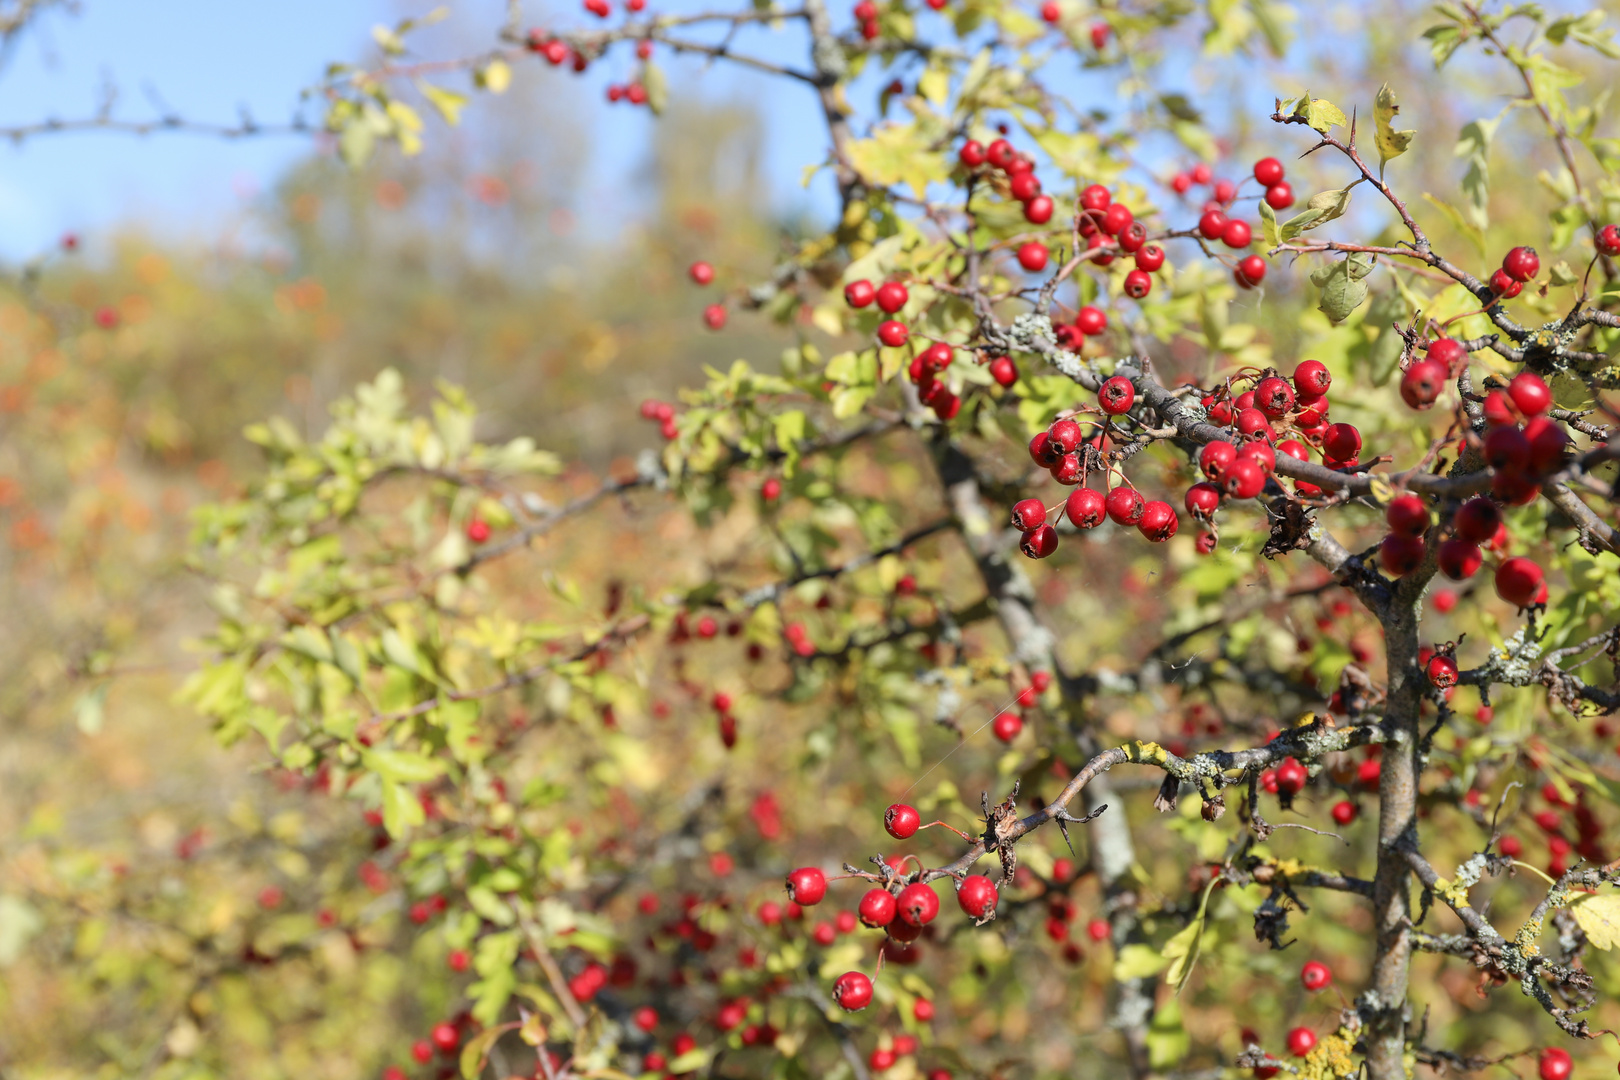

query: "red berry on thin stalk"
left=689, top=261, right=715, bottom=285
left=1253, top=157, right=1285, bottom=187
left=1300, top=960, right=1332, bottom=991
left=885, top=803, right=921, bottom=839
left=1134, top=245, right=1165, bottom=273
left=1265, top=182, right=1293, bottom=209
left=1099, top=376, right=1135, bottom=415
left=833, top=971, right=873, bottom=1011
left=845, top=280, right=876, bottom=307
left=1020, top=524, right=1059, bottom=559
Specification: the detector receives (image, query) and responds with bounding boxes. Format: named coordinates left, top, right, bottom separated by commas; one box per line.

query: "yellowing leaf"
left=845, top=123, right=951, bottom=199
left=417, top=80, right=469, bottom=126
left=1571, top=892, right=1620, bottom=949
left=1374, top=83, right=1416, bottom=169
left=478, top=59, right=512, bottom=94
left=643, top=62, right=668, bottom=116
left=1163, top=878, right=1217, bottom=995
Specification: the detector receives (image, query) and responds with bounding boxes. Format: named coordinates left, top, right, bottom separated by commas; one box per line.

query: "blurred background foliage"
left=2, top=1, right=1620, bottom=1078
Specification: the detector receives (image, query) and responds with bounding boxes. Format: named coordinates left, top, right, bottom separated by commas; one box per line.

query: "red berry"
left=1300, top=960, right=1332, bottom=991
left=1484, top=425, right=1529, bottom=471
left=1495, top=557, right=1544, bottom=607
left=1427, top=337, right=1467, bottom=370
left=1276, top=757, right=1307, bottom=795
left=957, top=874, right=999, bottom=919
left=959, top=140, right=987, bottom=168
left=1076, top=305, right=1108, bottom=336
left=1024, top=195, right=1055, bottom=224
left=1253, top=157, right=1285, bottom=187
left=1040, top=1, right=1060, bottom=22
left=1502, top=245, right=1540, bottom=283
left=1598, top=224, right=1620, bottom=257
left=990, top=356, right=1019, bottom=386
left=1099, top=375, right=1135, bottom=415
left=1437, top=539, right=1482, bottom=580
left=876, top=281, right=910, bottom=314
left=1213, top=179, right=1236, bottom=204
left=634, top=1006, right=659, bottom=1031
left=1400, top=359, right=1447, bottom=409
left=845, top=279, right=876, bottom=307
left=1489, top=267, right=1523, bottom=298
left=1199, top=440, right=1237, bottom=480
left=877, top=320, right=909, bottom=347
left=1079, top=183, right=1111, bottom=212
left=1134, top=244, right=1165, bottom=273
left=431, top=1022, right=461, bottom=1054
left=689, top=261, right=715, bottom=285
left=1103, top=203, right=1134, bottom=237
left=1386, top=494, right=1430, bottom=536
left=896, top=882, right=940, bottom=927
left=1427, top=654, right=1459, bottom=688
left=1321, top=422, right=1360, bottom=461
left=703, top=303, right=728, bottom=330
left=1029, top=431, right=1062, bottom=467
left=1020, top=524, right=1059, bottom=559
left=786, top=867, right=827, bottom=905
left=1222, top=457, right=1265, bottom=499
left=1123, top=269, right=1152, bottom=298
left=1170, top=172, right=1192, bottom=194
left=1539, top=1048, right=1573, bottom=1080
left=1009, top=171, right=1041, bottom=201
left=1118, top=220, right=1148, bottom=253
left=1017, top=241, right=1049, bottom=272
left=1264, top=182, right=1293, bottom=209
left=1379, top=533, right=1425, bottom=576
left=1331, top=800, right=1357, bottom=825
left=1137, top=500, right=1178, bottom=542
left=1198, top=209, right=1228, bottom=240
left=1011, top=497, right=1047, bottom=531
left=1453, top=497, right=1501, bottom=545
left=412, top=1040, right=434, bottom=1064
left=1286, top=1027, right=1317, bottom=1057
left=1065, top=487, right=1106, bottom=529
left=914, top=998, right=935, bottom=1021
left=885, top=803, right=921, bottom=839
left=991, top=710, right=1023, bottom=741
left=1104, top=486, right=1144, bottom=525
left=859, top=888, right=898, bottom=928
left=1253, top=376, right=1294, bottom=419
left=1508, top=372, right=1552, bottom=417
left=1222, top=219, right=1252, bottom=248
left=1238, top=439, right=1275, bottom=475
left=1235, top=408, right=1274, bottom=441
left=833, top=971, right=873, bottom=1011
left=1185, top=482, right=1221, bottom=519
left=1089, top=20, right=1109, bottom=48
left=1236, top=255, right=1266, bottom=287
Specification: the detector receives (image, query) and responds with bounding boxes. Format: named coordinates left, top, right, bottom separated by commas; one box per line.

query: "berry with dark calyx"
left=1017, top=242, right=1049, bottom=272
left=1185, top=482, right=1221, bottom=519
left=896, top=882, right=941, bottom=927
left=1508, top=372, right=1552, bottom=416
left=1502, top=245, right=1540, bottom=283
left=991, top=710, right=1023, bottom=741
left=689, top=261, right=715, bottom=285
left=1029, top=431, right=1062, bottom=467
left=876, top=281, right=910, bottom=315
left=1011, top=498, right=1047, bottom=531
left=1076, top=305, right=1108, bottom=336
left=1380, top=533, right=1426, bottom=576
left=1222, top=457, right=1265, bottom=499
left=1495, top=556, right=1544, bottom=607
left=1222, top=219, right=1252, bottom=248
left=845, top=280, right=876, bottom=308
left=859, top=888, right=898, bottom=928
left=1099, top=376, right=1136, bottom=415
left=1427, top=654, right=1459, bottom=689
left=1105, top=486, right=1145, bottom=525
left=1482, top=389, right=1516, bottom=427
left=1238, top=440, right=1275, bottom=475
left=833, top=971, right=874, bottom=1011
left=1118, top=220, right=1148, bottom=253
left=1386, top=494, right=1430, bottom=536
left=1286, top=1027, right=1317, bottom=1057
left=885, top=803, right=921, bottom=839
left=1598, top=224, right=1620, bottom=256
left=1437, top=538, right=1483, bottom=580
left=1483, top=425, right=1529, bottom=471
left=1200, top=440, right=1237, bottom=480
left=990, top=356, right=1019, bottom=386
left=1300, top=960, right=1332, bottom=992
left=1400, top=359, right=1447, bottom=409
left=1489, top=267, right=1523, bottom=298
left=1066, top=487, right=1107, bottom=529
left=1265, top=182, right=1294, bottom=209
left=1427, top=337, right=1467, bottom=370
left=1292, top=360, right=1331, bottom=398
left=1080, top=183, right=1111, bottom=211
left=1275, top=757, right=1307, bottom=795
left=1195, top=530, right=1218, bottom=555
left=1253, top=376, right=1294, bottom=419
left=1254, top=157, right=1285, bottom=186
left=877, top=320, right=909, bottom=347
left=1137, top=501, right=1178, bottom=542
left=958, top=140, right=987, bottom=168
left=957, top=874, right=999, bottom=919
left=1453, top=497, right=1501, bottom=544
left=1236, top=255, right=1266, bottom=287
left=1134, top=244, right=1165, bottom=273
left=1024, top=195, right=1054, bottom=224
left=786, top=867, right=828, bottom=905
left=1009, top=171, right=1041, bottom=201
left=1198, top=209, right=1228, bottom=240
left=1235, top=408, right=1274, bottom=442
left=1048, top=417, right=1082, bottom=452
left=1020, top=524, right=1059, bottom=559
left=923, top=342, right=954, bottom=372
left=1322, top=422, right=1361, bottom=461
left=1123, top=269, right=1152, bottom=298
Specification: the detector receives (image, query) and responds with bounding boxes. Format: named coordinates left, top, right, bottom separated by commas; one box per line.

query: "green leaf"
left=1292, top=92, right=1347, bottom=134
left=417, top=80, right=469, bottom=126
left=1146, top=997, right=1191, bottom=1070
left=1258, top=199, right=1279, bottom=248
left=1309, top=252, right=1376, bottom=323
left=846, top=123, right=951, bottom=199
left=1113, top=942, right=1169, bottom=981
left=1420, top=192, right=1487, bottom=260
left=0, top=895, right=43, bottom=966
left=460, top=1025, right=512, bottom=1079
left=1280, top=186, right=1353, bottom=239
left=1374, top=83, right=1417, bottom=169
left=1456, top=115, right=1501, bottom=230
left=643, top=61, right=668, bottom=116
left=1163, top=878, right=1218, bottom=995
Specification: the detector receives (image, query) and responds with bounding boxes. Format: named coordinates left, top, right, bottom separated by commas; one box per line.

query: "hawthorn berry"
left=1103, top=203, right=1134, bottom=236
left=688, top=261, right=715, bottom=286
left=876, top=281, right=910, bottom=314
left=1020, top=524, right=1059, bottom=559
left=431, top=1022, right=461, bottom=1054
left=1286, top=1027, right=1317, bottom=1057
left=1437, top=538, right=1482, bottom=581
left=466, top=519, right=490, bottom=544
left=634, top=1006, right=659, bottom=1031
left=1185, top=482, right=1221, bottom=519
left=1199, top=440, right=1237, bottom=480
left=957, top=874, right=999, bottom=919
left=1029, top=431, right=1062, bottom=467
left=1322, top=422, right=1361, bottom=461
left=896, top=882, right=941, bottom=927
left=1453, top=497, right=1501, bottom=544
left=1089, top=20, right=1109, bottom=47
left=1495, top=556, right=1544, bottom=607
left=990, top=356, right=1019, bottom=386
left=1386, top=494, right=1430, bottom=536
left=1104, top=485, right=1144, bottom=526
left=1400, top=359, right=1446, bottom=409
left=1236, top=255, right=1266, bottom=287
left=870, top=1048, right=896, bottom=1071
left=1253, top=376, right=1294, bottom=419
left=1222, top=219, right=1252, bottom=248
left=1079, top=183, right=1111, bottom=212
left=1275, top=757, right=1307, bottom=795
left=1119, top=220, right=1148, bottom=253
left=1024, top=194, right=1055, bottom=224
left=1502, top=245, right=1540, bottom=283
left=1099, top=375, right=1135, bottom=415
left=1379, top=533, right=1425, bottom=576
left=1489, top=267, right=1522, bottom=298
left=1433, top=588, right=1458, bottom=613
left=859, top=888, right=897, bottom=928
left=1011, top=497, right=1047, bottom=531
left=703, top=303, right=728, bottom=330
left=1483, top=425, right=1529, bottom=471
left=1076, top=306, right=1108, bottom=336
left=1508, top=372, right=1552, bottom=416
left=1222, top=457, right=1265, bottom=499
left=885, top=803, right=922, bottom=839
left=1539, top=1048, right=1573, bottom=1080
left=1427, top=337, right=1467, bottom=369
left=1253, top=157, right=1285, bottom=187
left=1171, top=172, right=1192, bottom=193
left=845, top=279, right=876, bottom=307
left=1331, top=800, right=1358, bottom=825
left=1213, top=178, right=1236, bottom=204
left=411, top=1040, right=434, bottom=1064
left=1264, top=182, right=1293, bottom=209
left=1123, top=269, right=1152, bottom=298
left=1598, top=224, right=1620, bottom=256
left=958, top=140, right=987, bottom=168
left=1017, top=241, right=1049, bottom=272
left=1065, top=487, right=1106, bottom=529
left=1137, top=501, right=1178, bottom=542
left=914, top=998, right=935, bottom=1022
left=833, top=971, right=874, bottom=1011
left=1300, top=960, right=1332, bottom=991
left=992, top=711, right=1024, bottom=741
left=1426, top=654, right=1459, bottom=689
left=1198, top=209, right=1227, bottom=240
left=786, top=866, right=828, bottom=905
left=1135, top=244, right=1165, bottom=273
left=1009, top=171, right=1041, bottom=202
left=1238, top=440, right=1276, bottom=475
left=877, top=320, right=909, bottom=347
left=1235, top=408, right=1274, bottom=441
left=448, top=948, right=470, bottom=972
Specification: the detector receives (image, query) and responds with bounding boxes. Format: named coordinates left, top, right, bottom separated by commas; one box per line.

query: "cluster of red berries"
left=1037, top=3, right=1110, bottom=45
left=639, top=397, right=680, bottom=439
left=958, top=136, right=1055, bottom=226
left=1488, top=244, right=1539, bottom=299
left=686, top=260, right=729, bottom=329
left=525, top=23, right=653, bottom=75
left=605, top=81, right=650, bottom=104
left=852, top=0, right=886, bottom=37
left=1524, top=780, right=1608, bottom=877
left=983, top=671, right=1052, bottom=742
